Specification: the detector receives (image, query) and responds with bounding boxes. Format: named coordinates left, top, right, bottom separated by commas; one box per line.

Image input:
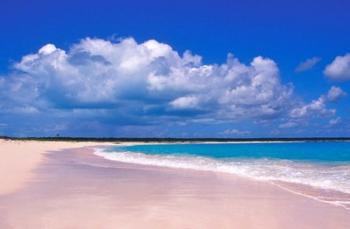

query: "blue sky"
left=0, top=0, right=350, bottom=137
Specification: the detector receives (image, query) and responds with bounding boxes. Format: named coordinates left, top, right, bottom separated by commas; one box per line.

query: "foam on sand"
left=95, top=148, right=350, bottom=209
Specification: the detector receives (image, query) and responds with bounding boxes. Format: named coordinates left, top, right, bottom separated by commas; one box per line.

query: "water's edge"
left=94, top=143, right=350, bottom=210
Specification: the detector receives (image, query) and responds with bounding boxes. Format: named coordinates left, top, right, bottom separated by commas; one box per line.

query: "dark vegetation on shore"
left=1, top=136, right=350, bottom=143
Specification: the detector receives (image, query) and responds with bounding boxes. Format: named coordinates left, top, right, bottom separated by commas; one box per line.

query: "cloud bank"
left=0, top=37, right=346, bottom=136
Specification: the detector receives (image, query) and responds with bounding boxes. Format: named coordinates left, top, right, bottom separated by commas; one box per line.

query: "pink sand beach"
left=1, top=140, right=350, bottom=228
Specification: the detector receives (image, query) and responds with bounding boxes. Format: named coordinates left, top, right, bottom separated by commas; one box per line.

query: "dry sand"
left=0, top=139, right=111, bottom=195
left=1, top=140, right=350, bottom=228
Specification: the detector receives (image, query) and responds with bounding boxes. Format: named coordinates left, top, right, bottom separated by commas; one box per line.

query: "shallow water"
left=96, top=142, right=350, bottom=209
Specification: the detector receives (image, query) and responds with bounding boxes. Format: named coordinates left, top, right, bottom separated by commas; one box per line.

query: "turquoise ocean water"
left=95, top=142, right=350, bottom=209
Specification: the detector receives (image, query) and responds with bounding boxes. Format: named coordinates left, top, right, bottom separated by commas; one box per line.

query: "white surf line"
left=94, top=147, right=350, bottom=211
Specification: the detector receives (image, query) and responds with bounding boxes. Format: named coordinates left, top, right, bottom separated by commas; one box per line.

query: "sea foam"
left=94, top=148, right=350, bottom=195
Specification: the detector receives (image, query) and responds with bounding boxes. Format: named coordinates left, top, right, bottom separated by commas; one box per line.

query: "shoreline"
left=96, top=144, right=350, bottom=211
left=1, top=140, right=350, bottom=228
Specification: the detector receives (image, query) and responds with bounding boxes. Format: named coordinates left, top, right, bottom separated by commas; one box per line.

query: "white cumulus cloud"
left=295, top=57, right=321, bottom=73
left=0, top=37, right=344, bottom=135
left=170, top=96, right=200, bottom=110
left=324, top=54, right=350, bottom=80
left=329, top=117, right=341, bottom=126
left=289, top=86, right=345, bottom=119
left=326, top=86, right=346, bottom=102
left=0, top=37, right=295, bottom=122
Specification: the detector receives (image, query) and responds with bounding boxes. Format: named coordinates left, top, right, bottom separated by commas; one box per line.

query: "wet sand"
left=1, top=144, right=350, bottom=228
